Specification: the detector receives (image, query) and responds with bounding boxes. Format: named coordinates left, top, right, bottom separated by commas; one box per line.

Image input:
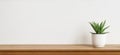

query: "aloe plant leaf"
left=89, top=20, right=109, bottom=34
left=100, top=21, right=104, bottom=33
left=89, top=22, right=97, bottom=33
left=101, top=26, right=110, bottom=33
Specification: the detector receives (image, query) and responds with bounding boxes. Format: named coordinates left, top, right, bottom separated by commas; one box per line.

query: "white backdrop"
left=0, top=0, right=119, bottom=44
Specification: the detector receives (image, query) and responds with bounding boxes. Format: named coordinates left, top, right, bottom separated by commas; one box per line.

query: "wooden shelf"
left=0, top=45, right=119, bottom=52
left=0, top=45, right=119, bottom=55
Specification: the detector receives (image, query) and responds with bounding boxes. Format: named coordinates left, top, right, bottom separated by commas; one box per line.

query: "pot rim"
left=90, top=32, right=109, bottom=34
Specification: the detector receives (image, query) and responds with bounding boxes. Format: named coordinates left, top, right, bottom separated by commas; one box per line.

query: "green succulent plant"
left=89, top=20, right=109, bottom=34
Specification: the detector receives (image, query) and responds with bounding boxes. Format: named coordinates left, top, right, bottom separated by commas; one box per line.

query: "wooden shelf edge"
left=0, top=44, right=119, bottom=52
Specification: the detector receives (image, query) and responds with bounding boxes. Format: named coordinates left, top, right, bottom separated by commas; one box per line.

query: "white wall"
left=0, top=0, right=119, bottom=44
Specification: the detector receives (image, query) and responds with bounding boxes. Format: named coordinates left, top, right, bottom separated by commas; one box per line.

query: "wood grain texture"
left=0, top=52, right=120, bottom=55
left=0, top=45, right=119, bottom=55
left=0, top=44, right=119, bottom=51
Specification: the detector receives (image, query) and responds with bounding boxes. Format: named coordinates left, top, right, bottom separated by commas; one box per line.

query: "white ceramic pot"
left=92, top=34, right=107, bottom=48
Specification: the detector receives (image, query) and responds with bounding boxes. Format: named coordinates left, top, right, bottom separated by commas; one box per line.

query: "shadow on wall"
left=75, top=32, right=91, bottom=44
left=74, top=23, right=91, bottom=44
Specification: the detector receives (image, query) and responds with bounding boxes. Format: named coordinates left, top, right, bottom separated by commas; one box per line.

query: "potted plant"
left=89, top=20, right=109, bottom=48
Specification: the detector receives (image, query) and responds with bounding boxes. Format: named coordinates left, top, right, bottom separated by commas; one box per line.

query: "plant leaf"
left=89, top=20, right=109, bottom=34
left=101, top=26, right=110, bottom=33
